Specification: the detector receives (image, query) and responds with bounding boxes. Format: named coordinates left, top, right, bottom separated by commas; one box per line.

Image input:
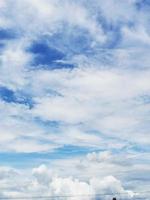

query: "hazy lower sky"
left=0, top=0, right=150, bottom=199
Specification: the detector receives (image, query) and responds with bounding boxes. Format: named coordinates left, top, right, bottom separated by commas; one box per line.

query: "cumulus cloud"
left=0, top=164, right=135, bottom=200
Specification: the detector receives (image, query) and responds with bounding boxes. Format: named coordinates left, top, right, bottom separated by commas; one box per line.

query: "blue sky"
left=0, top=0, right=150, bottom=199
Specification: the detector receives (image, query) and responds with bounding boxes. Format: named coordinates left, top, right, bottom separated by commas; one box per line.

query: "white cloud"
left=0, top=163, right=135, bottom=199
left=0, top=0, right=106, bottom=44
left=0, top=63, right=150, bottom=152
left=0, top=39, right=31, bottom=89
left=30, top=67, right=150, bottom=146
left=122, top=25, right=150, bottom=46
left=94, top=0, right=137, bottom=24
left=0, top=0, right=150, bottom=196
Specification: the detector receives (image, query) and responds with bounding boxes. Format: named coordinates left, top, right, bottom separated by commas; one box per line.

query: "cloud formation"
left=0, top=163, right=136, bottom=200
left=0, top=0, right=150, bottom=198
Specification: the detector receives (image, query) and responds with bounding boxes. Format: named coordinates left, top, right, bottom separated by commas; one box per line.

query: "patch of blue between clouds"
left=135, top=0, right=150, bottom=10
left=0, top=86, right=34, bottom=108
left=27, top=26, right=96, bottom=70
left=0, top=29, right=17, bottom=40
left=1, top=144, right=149, bottom=168
left=0, top=29, right=17, bottom=50
left=27, top=40, right=75, bottom=69
left=0, top=145, right=101, bottom=168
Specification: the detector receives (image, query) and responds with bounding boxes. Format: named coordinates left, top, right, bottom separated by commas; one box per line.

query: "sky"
left=0, top=0, right=150, bottom=199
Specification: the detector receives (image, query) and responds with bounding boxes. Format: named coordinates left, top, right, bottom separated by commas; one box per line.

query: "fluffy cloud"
left=0, top=163, right=136, bottom=200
